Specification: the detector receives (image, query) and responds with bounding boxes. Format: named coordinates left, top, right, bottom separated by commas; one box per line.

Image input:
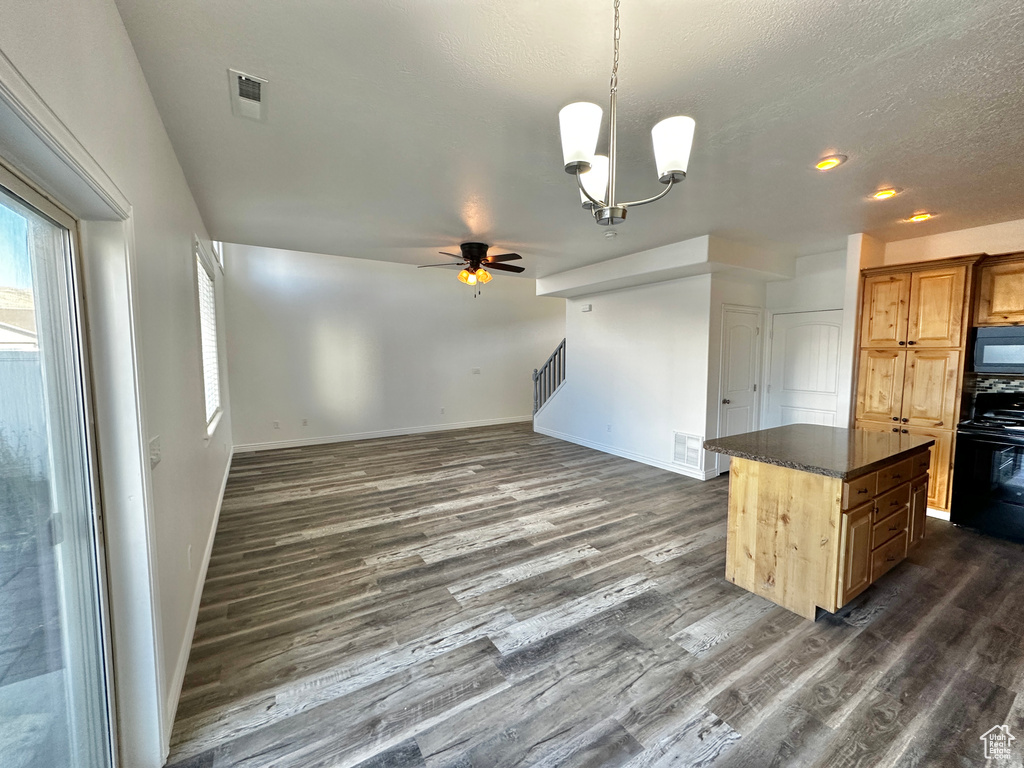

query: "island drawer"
left=872, top=507, right=909, bottom=550
left=874, top=482, right=911, bottom=522
left=877, top=458, right=913, bottom=494
left=842, top=472, right=877, bottom=509
left=872, top=531, right=908, bottom=581
left=911, top=449, right=931, bottom=478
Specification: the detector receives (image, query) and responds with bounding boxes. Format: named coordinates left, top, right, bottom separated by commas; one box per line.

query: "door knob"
left=722, top=399, right=731, bottom=404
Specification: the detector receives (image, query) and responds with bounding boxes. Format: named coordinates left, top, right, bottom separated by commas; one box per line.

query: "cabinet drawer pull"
left=899, top=341, right=906, bottom=346
left=892, top=417, right=899, bottom=422
left=890, top=499, right=900, bottom=506
left=892, top=474, right=901, bottom=480
left=858, top=488, right=868, bottom=494
left=889, top=524, right=899, bottom=531
left=887, top=555, right=896, bottom=562
left=892, top=428, right=899, bottom=433
left=901, top=429, right=909, bottom=434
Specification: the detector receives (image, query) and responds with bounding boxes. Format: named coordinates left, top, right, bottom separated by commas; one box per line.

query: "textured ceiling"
left=113, top=0, right=1024, bottom=277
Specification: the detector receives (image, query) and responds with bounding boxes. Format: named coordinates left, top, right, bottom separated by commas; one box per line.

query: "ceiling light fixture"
left=906, top=212, right=935, bottom=223
left=872, top=188, right=902, bottom=200
left=558, top=0, right=695, bottom=226
left=815, top=154, right=847, bottom=171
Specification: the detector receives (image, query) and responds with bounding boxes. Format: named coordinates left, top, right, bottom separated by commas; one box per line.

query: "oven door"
left=951, top=430, right=1024, bottom=541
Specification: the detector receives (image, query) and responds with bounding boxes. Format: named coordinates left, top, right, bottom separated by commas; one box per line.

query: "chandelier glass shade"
left=558, top=0, right=695, bottom=225
left=458, top=267, right=492, bottom=285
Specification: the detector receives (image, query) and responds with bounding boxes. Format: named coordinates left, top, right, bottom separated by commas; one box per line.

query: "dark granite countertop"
left=703, top=424, right=935, bottom=480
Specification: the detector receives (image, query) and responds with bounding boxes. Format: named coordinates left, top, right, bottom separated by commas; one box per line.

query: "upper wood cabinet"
left=907, top=266, right=967, bottom=346
left=901, top=349, right=961, bottom=429
left=861, top=274, right=911, bottom=348
left=976, top=256, right=1024, bottom=326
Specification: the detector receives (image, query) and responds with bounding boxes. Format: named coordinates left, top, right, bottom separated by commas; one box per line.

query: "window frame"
left=194, top=236, right=222, bottom=439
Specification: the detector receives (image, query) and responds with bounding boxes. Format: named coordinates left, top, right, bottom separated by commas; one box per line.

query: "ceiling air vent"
left=228, top=68, right=267, bottom=121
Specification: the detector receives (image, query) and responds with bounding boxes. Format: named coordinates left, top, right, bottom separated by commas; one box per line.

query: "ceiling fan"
left=418, top=242, right=525, bottom=287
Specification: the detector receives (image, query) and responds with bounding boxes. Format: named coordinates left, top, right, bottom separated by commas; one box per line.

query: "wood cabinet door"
left=855, top=349, right=906, bottom=424
left=910, top=476, right=928, bottom=546
left=861, top=274, right=911, bottom=348
left=907, top=266, right=967, bottom=346
left=900, top=349, right=961, bottom=428
left=839, top=504, right=873, bottom=607
left=903, top=427, right=953, bottom=511
left=976, top=258, right=1024, bottom=326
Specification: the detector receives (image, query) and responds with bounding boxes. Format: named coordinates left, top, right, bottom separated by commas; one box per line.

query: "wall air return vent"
left=228, top=68, right=268, bottom=121
left=672, top=432, right=704, bottom=471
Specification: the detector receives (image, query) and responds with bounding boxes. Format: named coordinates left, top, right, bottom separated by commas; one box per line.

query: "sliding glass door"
left=0, top=179, right=112, bottom=767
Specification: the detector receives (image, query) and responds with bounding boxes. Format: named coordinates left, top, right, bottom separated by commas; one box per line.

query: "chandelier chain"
left=610, top=0, right=620, bottom=93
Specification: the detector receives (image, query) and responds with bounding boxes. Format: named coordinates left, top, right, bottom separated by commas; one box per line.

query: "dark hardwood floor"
left=167, top=423, right=1024, bottom=768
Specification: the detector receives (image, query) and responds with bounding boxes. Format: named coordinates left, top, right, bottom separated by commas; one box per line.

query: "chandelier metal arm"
left=574, top=168, right=607, bottom=208
left=618, top=177, right=676, bottom=208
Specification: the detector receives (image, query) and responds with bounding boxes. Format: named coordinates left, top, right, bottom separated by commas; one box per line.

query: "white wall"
left=766, top=250, right=846, bottom=312
left=0, top=0, right=232, bottom=761
left=224, top=244, right=565, bottom=449
left=534, top=275, right=713, bottom=477
left=884, top=217, right=1024, bottom=265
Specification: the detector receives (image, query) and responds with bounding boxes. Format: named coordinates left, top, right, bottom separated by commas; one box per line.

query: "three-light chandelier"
left=558, top=0, right=696, bottom=225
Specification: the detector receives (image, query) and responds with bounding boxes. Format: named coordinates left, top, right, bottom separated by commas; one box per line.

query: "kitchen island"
left=704, top=424, right=934, bottom=620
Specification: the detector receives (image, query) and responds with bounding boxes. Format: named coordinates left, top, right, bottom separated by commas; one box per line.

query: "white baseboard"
left=532, top=425, right=718, bottom=481
left=163, top=448, right=233, bottom=744
left=233, top=416, right=533, bottom=453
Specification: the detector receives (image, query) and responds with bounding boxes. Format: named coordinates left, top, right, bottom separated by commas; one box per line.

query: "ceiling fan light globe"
left=579, top=154, right=610, bottom=208
left=466, top=272, right=478, bottom=285
left=476, top=268, right=493, bottom=284
left=457, top=269, right=472, bottom=284
left=559, top=102, right=603, bottom=173
left=652, top=116, right=695, bottom=183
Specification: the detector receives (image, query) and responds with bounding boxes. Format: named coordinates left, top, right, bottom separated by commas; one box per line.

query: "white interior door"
left=764, top=310, right=843, bottom=428
left=718, top=307, right=762, bottom=472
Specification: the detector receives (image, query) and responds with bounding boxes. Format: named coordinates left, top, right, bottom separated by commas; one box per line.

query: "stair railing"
left=533, top=338, right=566, bottom=415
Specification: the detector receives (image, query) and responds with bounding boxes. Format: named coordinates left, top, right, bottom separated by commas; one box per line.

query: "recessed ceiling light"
left=906, top=212, right=935, bottom=223
left=872, top=188, right=902, bottom=200
left=815, top=154, right=847, bottom=171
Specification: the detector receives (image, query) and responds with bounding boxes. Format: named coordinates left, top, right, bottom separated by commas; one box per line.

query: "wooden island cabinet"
left=705, top=425, right=933, bottom=620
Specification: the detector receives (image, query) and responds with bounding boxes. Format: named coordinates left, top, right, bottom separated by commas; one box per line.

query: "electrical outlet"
left=273, top=420, right=280, bottom=429
left=148, top=436, right=161, bottom=469
left=581, top=304, right=593, bottom=312
left=472, top=368, right=481, bottom=375
left=187, top=544, right=193, bottom=571
left=302, top=419, right=309, bottom=427
left=440, top=407, right=446, bottom=415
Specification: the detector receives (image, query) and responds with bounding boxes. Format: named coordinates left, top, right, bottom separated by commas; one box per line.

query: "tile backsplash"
left=966, top=373, right=1024, bottom=394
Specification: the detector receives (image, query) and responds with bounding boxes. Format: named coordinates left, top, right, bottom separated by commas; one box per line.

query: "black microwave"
left=974, top=326, right=1024, bottom=374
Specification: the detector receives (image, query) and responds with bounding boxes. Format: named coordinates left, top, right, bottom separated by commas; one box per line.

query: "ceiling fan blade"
left=418, top=262, right=466, bottom=268
left=439, top=252, right=463, bottom=258
left=485, top=252, right=522, bottom=263
left=485, top=262, right=526, bottom=273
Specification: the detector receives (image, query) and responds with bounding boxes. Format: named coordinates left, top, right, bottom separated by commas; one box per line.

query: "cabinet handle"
left=891, top=499, right=900, bottom=506
left=892, top=417, right=899, bottom=422
left=886, top=555, right=896, bottom=562
left=901, top=418, right=908, bottom=423
left=899, top=341, right=906, bottom=346
left=889, top=524, right=899, bottom=531
left=892, top=428, right=899, bottom=433
left=936, top=421, right=943, bottom=426
left=858, top=488, right=869, bottom=494
left=892, top=473, right=901, bottom=480
left=907, top=340, right=917, bottom=346
left=901, top=429, right=909, bottom=434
